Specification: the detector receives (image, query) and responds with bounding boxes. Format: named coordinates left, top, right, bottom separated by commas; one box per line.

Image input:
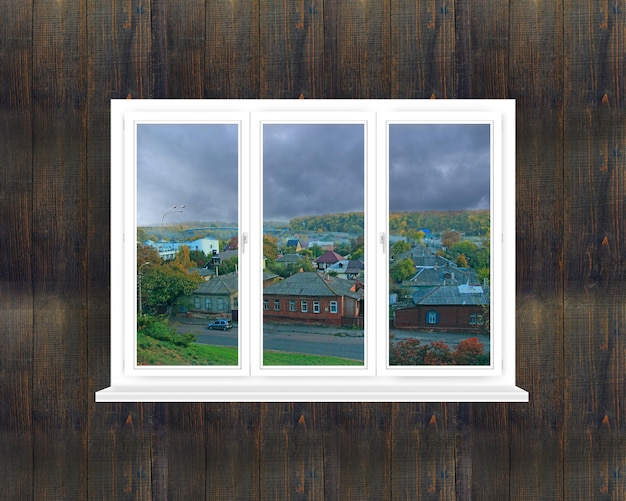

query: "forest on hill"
left=288, top=210, right=490, bottom=237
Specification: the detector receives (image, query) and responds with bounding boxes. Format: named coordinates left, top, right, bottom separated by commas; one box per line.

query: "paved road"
left=171, top=319, right=364, bottom=362
left=171, top=319, right=489, bottom=362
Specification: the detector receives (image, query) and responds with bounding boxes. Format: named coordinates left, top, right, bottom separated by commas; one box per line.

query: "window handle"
left=242, top=232, right=248, bottom=254
left=379, top=232, right=386, bottom=254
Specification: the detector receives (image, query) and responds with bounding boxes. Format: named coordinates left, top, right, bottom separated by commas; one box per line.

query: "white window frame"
left=301, top=300, right=308, bottom=313
left=96, top=99, right=527, bottom=403
left=312, top=301, right=320, bottom=314
left=330, top=301, right=338, bottom=314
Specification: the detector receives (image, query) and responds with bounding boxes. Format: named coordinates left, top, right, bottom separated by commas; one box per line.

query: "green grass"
left=138, top=326, right=363, bottom=367
left=263, top=350, right=363, bottom=366
left=137, top=331, right=238, bottom=366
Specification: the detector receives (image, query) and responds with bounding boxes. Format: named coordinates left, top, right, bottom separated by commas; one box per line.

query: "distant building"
left=263, top=272, right=364, bottom=328
left=394, top=284, right=489, bottom=331
left=326, top=259, right=364, bottom=280
left=308, top=240, right=334, bottom=252
left=145, top=237, right=219, bottom=261
left=314, top=250, right=344, bottom=270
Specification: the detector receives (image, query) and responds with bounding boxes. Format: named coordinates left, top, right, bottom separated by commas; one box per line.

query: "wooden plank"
left=453, top=1, right=512, bottom=498
left=85, top=2, right=153, bottom=500
left=508, top=0, right=565, bottom=499
left=0, top=0, right=33, bottom=498
left=259, top=0, right=324, bottom=98
left=455, top=0, right=508, bottom=98
left=563, top=1, right=626, bottom=498
left=323, top=0, right=391, bottom=98
left=205, top=0, right=260, bottom=98
left=205, top=403, right=261, bottom=499
left=323, top=403, right=392, bottom=500
left=165, top=404, right=207, bottom=499
left=390, top=0, right=455, bottom=99
left=31, top=1, right=88, bottom=499
left=391, top=404, right=456, bottom=500
left=259, top=403, right=324, bottom=500
left=152, top=0, right=205, bottom=98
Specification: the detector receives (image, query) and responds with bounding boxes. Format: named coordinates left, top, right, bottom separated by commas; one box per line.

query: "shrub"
left=139, top=315, right=197, bottom=347
left=390, top=336, right=488, bottom=366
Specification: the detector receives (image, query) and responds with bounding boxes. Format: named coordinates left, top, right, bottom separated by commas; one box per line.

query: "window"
left=469, top=313, right=485, bottom=326
left=205, top=298, right=212, bottom=311
left=194, top=297, right=200, bottom=309
left=97, top=99, right=527, bottom=403
left=426, top=310, right=439, bottom=325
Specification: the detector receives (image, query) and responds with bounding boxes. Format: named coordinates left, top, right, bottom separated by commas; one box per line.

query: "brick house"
left=263, top=272, right=364, bottom=328
left=394, top=284, right=489, bottom=332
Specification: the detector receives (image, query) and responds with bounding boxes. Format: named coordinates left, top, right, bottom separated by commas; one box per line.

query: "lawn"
left=137, top=331, right=238, bottom=366
left=138, top=331, right=362, bottom=367
left=263, top=350, right=363, bottom=366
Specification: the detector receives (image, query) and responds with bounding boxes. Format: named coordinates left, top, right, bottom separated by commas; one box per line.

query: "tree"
left=141, top=264, right=203, bottom=314
left=390, top=240, right=410, bottom=257
left=390, top=258, right=415, bottom=282
left=263, top=235, right=279, bottom=260
left=441, top=231, right=462, bottom=249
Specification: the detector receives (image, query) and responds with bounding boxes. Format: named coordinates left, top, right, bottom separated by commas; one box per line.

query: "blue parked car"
left=207, top=319, right=232, bottom=331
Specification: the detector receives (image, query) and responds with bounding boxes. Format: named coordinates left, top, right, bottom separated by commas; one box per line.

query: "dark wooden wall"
left=0, top=0, right=623, bottom=499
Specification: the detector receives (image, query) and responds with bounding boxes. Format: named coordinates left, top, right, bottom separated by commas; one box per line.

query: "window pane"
left=388, top=123, right=491, bottom=367
left=262, top=123, right=365, bottom=367
left=136, top=123, right=239, bottom=366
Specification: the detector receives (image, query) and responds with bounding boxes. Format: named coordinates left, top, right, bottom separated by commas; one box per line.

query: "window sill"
left=95, top=379, right=528, bottom=403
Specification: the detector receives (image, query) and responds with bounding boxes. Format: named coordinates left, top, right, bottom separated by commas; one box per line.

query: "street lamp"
left=138, top=261, right=150, bottom=315
left=161, top=204, right=185, bottom=226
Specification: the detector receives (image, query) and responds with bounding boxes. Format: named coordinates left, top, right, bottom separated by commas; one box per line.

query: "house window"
left=216, top=298, right=225, bottom=311
left=469, top=313, right=484, bottom=326
left=98, top=99, right=526, bottom=403
left=194, top=297, right=201, bottom=309
left=205, top=298, right=212, bottom=310
left=426, top=310, right=439, bottom=325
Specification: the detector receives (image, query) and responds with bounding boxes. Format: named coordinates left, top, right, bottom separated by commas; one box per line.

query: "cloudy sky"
left=136, top=123, right=239, bottom=226
left=136, top=121, right=490, bottom=226
left=263, top=123, right=365, bottom=221
left=389, top=123, right=491, bottom=212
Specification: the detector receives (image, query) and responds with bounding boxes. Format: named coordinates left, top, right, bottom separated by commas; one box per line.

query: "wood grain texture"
left=391, top=0, right=455, bottom=99
left=323, top=403, right=392, bottom=500
left=323, top=0, right=391, bottom=98
left=509, top=0, right=565, bottom=499
left=392, top=404, right=456, bottom=499
left=204, top=403, right=261, bottom=500
left=205, top=0, right=260, bottom=98
left=85, top=3, right=153, bottom=500
left=0, top=0, right=624, bottom=499
left=260, top=0, right=324, bottom=98
left=563, top=1, right=626, bottom=499
left=31, top=0, right=88, bottom=499
left=0, top=0, right=33, bottom=498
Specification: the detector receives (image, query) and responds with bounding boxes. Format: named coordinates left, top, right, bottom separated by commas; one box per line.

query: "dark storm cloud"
left=389, top=123, right=491, bottom=212
left=263, top=123, right=365, bottom=221
left=136, top=123, right=239, bottom=226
